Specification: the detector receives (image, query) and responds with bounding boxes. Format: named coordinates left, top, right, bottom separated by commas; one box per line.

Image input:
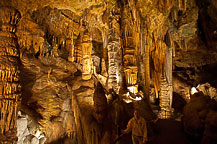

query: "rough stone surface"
left=0, top=0, right=217, bottom=143
left=183, top=91, right=217, bottom=142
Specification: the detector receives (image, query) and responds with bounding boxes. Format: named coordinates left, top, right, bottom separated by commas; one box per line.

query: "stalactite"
left=0, top=6, right=21, bottom=144
left=177, top=0, right=187, bottom=11
left=171, top=7, right=178, bottom=22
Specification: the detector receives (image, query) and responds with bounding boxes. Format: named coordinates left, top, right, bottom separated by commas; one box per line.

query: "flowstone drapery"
left=0, top=6, right=21, bottom=144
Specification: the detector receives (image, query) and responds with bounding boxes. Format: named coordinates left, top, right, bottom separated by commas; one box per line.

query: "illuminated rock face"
left=0, top=6, right=21, bottom=144
left=0, top=0, right=217, bottom=143
left=82, top=31, right=93, bottom=80
left=125, top=67, right=138, bottom=93
left=159, top=40, right=173, bottom=119
left=73, top=30, right=93, bottom=80
left=105, top=12, right=121, bottom=93
left=67, top=38, right=74, bottom=62
left=74, top=35, right=83, bottom=64
left=159, top=73, right=173, bottom=119
left=107, top=40, right=121, bottom=92
left=122, top=5, right=139, bottom=94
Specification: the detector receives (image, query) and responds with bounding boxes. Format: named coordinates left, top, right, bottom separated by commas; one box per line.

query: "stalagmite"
left=81, top=30, right=93, bottom=80
left=67, top=34, right=75, bottom=62
left=159, top=30, right=174, bottom=119
left=93, top=83, right=107, bottom=124
left=143, top=29, right=150, bottom=99
left=107, top=14, right=121, bottom=93
left=74, top=34, right=83, bottom=65
left=167, top=45, right=173, bottom=108
left=0, top=6, right=21, bottom=144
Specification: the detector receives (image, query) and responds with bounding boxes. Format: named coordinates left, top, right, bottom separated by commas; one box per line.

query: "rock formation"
left=0, top=6, right=21, bottom=144
left=0, top=0, right=217, bottom=143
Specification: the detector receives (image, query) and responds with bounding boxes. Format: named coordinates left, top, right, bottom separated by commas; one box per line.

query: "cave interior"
left=0, top=0, right=217, bottom=143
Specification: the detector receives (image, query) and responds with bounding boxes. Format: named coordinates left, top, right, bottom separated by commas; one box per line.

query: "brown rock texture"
left=0, top=0, right=217, bottom=143
left=0, top=6, right=21, bottom=144
left=183, top=91, right=217, bottom=143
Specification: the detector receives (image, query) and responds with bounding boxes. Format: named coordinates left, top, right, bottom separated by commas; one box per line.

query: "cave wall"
left=0, top=0, right=217, bottom=143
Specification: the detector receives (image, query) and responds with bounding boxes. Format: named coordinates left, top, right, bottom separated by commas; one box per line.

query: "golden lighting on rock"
left=191, top=87, right=198, bottom=95
left=127, top=85, right=138, bottom=94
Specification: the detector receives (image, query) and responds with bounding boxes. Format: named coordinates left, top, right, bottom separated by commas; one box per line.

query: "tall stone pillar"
left=143, top=31, right=150, bottom=99
left=166, top=46, right=173, bottom=108
left=81, top=31, right=93, bottom=80
left=107, top=41, right=121, bottom=91
left=159, top=31, right=174, bottom=119
left=122, top=6, right=138, bottom=94
left=107, top=14, right=121, bottom=93
left=0, top=6, right=21, bottom=144
left=123, top=34, right=138, bottom=94
left=74, top=35, right=83, bottom=64
left=66, top=37, right=74, bottom=62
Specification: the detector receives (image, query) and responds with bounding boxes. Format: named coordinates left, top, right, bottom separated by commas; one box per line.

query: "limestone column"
left=0, top=6, right=21, bottom=143
left=74, top=34, right=83, bottom=64
left=107, top=14, right=121, bottom=93
left=81, top=31, right=93, bottom=80
left=159, top=74, right=171, bottom=119
left=166, top=46, right=173, bottom=108
left=143, top=30, right=150, bottom=99
left=159, top=31, right=174, bottom=119
left=67, top=38, right=74, bottom=62
left=107, top=42, right=121, bottom=90
left=122, top=6, right=138, bottom=94
left=66, top=31, right=74, bottom=62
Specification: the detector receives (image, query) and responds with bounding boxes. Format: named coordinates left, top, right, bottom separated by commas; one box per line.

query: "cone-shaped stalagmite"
left=0, top=6, right=21, bottom=144
left=93, top=82, right=107, bottom=124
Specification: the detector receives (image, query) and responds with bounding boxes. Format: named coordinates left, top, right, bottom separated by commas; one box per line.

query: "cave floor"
left=117, top=119, right=192, bottom=144
left=148, top=119, right=192, bottom=144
